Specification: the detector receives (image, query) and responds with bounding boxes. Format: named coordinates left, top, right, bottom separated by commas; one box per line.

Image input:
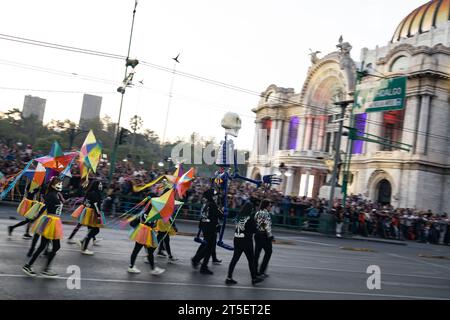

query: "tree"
left=129, top=115, right=143, bottom=152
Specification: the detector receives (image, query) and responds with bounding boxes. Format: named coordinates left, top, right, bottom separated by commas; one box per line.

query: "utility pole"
left=328, top=99, right=353, bottom=212
left=108, top=0, right=139, bottom=183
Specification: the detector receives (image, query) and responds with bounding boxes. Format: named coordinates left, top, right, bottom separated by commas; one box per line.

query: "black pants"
left=26, top=237, right=60, bottom=269
left=195, top=232, right=219, bottom=261
left=130, top=243, right=156, bottom=269
left=254, top=233, right=272, bottom=275
left=157, top=232, right=172, bottom=257
left=68, top=223, right=98, bottom=241
left=227, top=237, right=257, bottom=280
left=10, top=219, right=31, bottom=234
left=82, top=227, right=100, bottom=250
left=68, top=223, right=82, bottom=240
left=192, top=230, right=215, bottom=270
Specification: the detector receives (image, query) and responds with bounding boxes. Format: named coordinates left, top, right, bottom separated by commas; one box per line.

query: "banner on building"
left=354, top=76, right=407, bottom=113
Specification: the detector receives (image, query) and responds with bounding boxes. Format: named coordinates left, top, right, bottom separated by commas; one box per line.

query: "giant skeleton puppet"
left=197, top=112, right=281, bottom=250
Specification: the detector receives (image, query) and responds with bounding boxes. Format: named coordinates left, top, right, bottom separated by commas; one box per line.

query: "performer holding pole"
left=23, top=177, right=65, bottom=278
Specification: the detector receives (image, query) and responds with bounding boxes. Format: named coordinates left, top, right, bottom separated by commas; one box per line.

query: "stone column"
left=316, top=115, right=326, bottom=151
left=251, top=120, right=262, bottom=158
left=365, top=112, right=383, bottom=154
left=303, top=169, right=311, bottom=198
left=271, top=119, right=282, bottom=155
left=296, top=116, right=306, bottom=151
left=401, top=96, right=419, bottom=151
left=303, top=115, right=314, bottom=151
left=284, top=169, right=294, bottom=196
left=281, top=120, right=290, bottom=150
left=416, top=95, right=431, bottom=155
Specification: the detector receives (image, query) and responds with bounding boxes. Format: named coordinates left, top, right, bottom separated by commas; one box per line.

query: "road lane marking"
left=2, top=245, right=449, bottom=282
left=0, top=273, right=448, bottom=300
left=387, top=253, right=450, bottom=271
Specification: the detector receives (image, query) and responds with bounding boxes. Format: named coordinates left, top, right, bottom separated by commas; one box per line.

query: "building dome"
left=392, top=0, right=450, bottom=42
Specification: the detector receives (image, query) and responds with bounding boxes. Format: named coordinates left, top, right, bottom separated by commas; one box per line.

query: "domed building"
left=247, top=0, right=450, bottom=212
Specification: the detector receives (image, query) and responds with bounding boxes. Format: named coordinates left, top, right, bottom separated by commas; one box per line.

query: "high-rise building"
left=79, top=94, right=102, bottom=128
left=22, top=95, right=46, bottom=123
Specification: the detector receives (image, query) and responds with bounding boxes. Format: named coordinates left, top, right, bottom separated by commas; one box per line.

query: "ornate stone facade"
left=247, top=0, right=450, bottom=213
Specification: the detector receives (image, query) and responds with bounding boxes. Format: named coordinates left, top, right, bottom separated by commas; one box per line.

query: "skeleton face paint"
left=53, top=181, right=63, bottom=192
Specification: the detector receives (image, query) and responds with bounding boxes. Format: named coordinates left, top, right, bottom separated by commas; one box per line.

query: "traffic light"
left=119, top=127, right=130, bottom=145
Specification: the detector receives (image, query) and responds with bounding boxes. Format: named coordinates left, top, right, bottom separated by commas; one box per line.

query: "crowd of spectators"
left=1, top=142, right=449, bottom=245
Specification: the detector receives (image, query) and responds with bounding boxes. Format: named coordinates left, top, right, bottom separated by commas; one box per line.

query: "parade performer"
left=254, top=199, right=274, bottom=278
left=22, top=177, right=65, bottom=277
left=200, top=112, right=281, bottom=251
left=127, top=192, right=166, bottom=276
left=156, top=217, right=178, bottom=262
left=225, top=201, right=263, bottom=286
left=70, top=180, right=106, bottom=255
left=8, top=186, right=44, bottom=239
left=191, top=188, right=221, bottom=275
left=67, top=130, right=103, bottom=248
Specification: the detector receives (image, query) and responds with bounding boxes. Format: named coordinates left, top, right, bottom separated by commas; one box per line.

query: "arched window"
left=382, top=110, right=405, bottom=151
left=288, top=117, right=299, bottom=150
left=390, top=56, right=409, bottom=72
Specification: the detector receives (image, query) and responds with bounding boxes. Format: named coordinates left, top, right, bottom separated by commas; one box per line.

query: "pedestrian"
left=225, top=201, right=263, bottom=286
left=22, top=178, right=65, bottom=277
left=335, top=206, right=344, bottom=238
left=254, top=199, right=274, bottom=278
left=191, top=188, right=220, bottom=275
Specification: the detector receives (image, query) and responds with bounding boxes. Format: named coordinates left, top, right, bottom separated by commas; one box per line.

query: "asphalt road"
left=0, top=206, right=449, bottom=300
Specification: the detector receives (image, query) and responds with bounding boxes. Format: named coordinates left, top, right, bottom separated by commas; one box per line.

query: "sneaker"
left=127, top=266, right=141, bottom=274
left=200, top=268, right=214, bottom=275
left=41, top=269, right=59, bottom=278
left=81, top=249, right=94, bottom=255
left=93, top=238, right=103, bottom=246
left=151, top=267, right=166, bottom=275
left=7, top=226, right=13, bottom=238
left=22, top=265, right=37, bottom=277
left=22, top=234, right=32, bottom=240
left=212, top=259, right=222, bottom=265
left=252, top=277, right=264, bottom=285
left=168, top=256, right=179, bottom=263
left=259, top=273, right=269, bottom=278
left=225, top=278, right=237, bottom=285
left=67, top=238, right=77, bottom=244
left=157, top=252, right=167, bottom=258
left=191, top=258, right=199, bottom=270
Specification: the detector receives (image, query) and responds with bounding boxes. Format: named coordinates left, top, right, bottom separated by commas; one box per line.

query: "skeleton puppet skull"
left=221, top=112, right=242, bottom=137
left=52, top=181, right=63, bottom=192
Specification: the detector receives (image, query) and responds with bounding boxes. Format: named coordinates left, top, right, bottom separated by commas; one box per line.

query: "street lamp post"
left=108, top=0, right=139, bottom=183
left=328, top=100, right=353, bottom=213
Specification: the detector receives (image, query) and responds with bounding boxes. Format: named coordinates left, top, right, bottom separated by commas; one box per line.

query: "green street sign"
left=354, top=76, right=407, bottom=113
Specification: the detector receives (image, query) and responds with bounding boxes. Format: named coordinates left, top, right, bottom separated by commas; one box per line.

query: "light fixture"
left=123, top=159, right=128, bottom=162
left=158, top=162, right=164, bottom=167
left=285, top=170, right=293, bottom=177
left=139, top=161, right=144, bottom=165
